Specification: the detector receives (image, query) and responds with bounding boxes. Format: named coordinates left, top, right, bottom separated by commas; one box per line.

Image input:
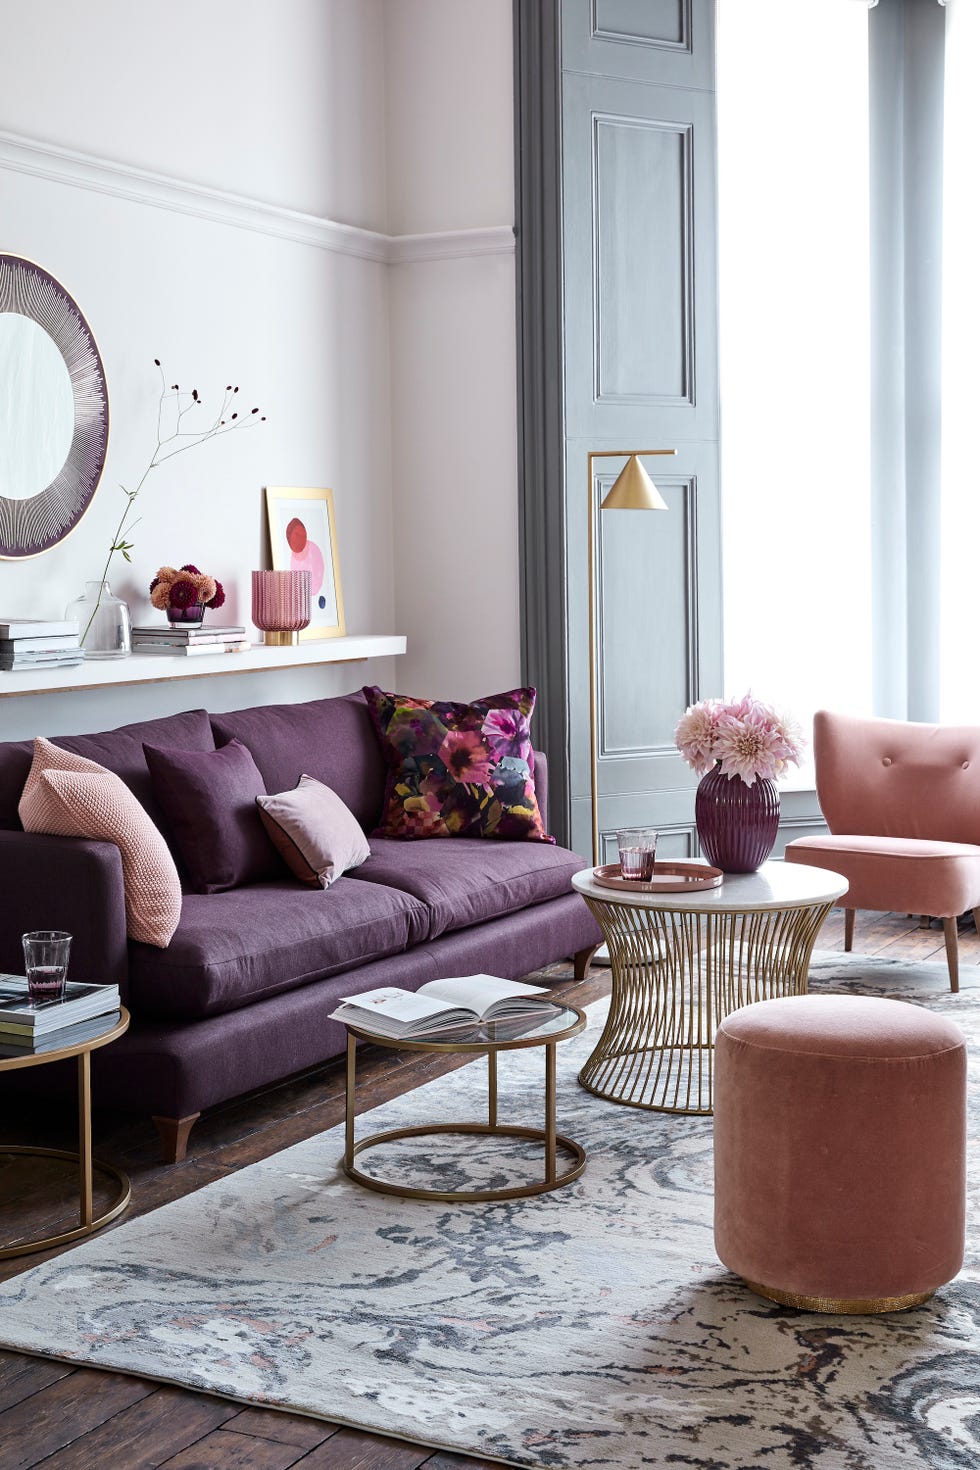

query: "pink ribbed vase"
left=251, top=570, right=311, bottom=646
left=695, top=765, right=780, bottom=873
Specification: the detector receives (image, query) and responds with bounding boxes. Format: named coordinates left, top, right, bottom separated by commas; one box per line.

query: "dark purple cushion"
left=0, top=708, right=215, bottom=832
left=348, top=836, right=587, bottom=939
left=144, top=739, right=283, bottom=894
left=127, top=878, right=429, bottom=1019
left=210, top=694, right=386, bottom=833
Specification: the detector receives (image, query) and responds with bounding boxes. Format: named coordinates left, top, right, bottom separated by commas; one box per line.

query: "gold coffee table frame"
left=572, top=863, right=847, bottom=1115
left=342, top=1005, right=588, bottom=1203
left=0, top=1008, right=131, bottom=1258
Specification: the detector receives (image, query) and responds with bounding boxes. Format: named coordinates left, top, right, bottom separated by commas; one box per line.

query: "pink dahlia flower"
left=674, top=698, right=723, bottom=776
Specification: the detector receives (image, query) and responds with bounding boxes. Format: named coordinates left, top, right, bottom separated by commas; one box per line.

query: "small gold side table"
left=0, top=1007, right=132, bottom=1258
left=342, top=1004, right=588, bottom=1203
left=572, top=862, right=847, bottom=1115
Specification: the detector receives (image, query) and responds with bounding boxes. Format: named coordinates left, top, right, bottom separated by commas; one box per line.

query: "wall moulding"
left=0, top=129, right=514, bottom=266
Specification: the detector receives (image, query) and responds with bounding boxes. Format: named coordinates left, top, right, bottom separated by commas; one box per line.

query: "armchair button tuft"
left=882, top=756, right=892, bottom=766
left=964, top=761, right=971, bottom=770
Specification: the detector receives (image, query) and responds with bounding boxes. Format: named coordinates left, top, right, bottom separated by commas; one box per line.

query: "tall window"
left=717, top=1, right=871, bottom=777
left=941, top=0, right=980, bottom=723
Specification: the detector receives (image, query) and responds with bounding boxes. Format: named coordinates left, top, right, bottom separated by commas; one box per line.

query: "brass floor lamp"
left=587, top=450, right=676, bottom=959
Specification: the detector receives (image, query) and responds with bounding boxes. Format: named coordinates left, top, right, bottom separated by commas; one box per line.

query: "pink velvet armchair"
left=785, top=710, right=980, bottom=992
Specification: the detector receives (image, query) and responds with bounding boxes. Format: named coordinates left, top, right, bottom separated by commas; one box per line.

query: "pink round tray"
left=592, top=861, right=724, bottom=894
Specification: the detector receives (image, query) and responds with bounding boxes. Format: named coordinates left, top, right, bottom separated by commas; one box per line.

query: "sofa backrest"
left=815, top=708, right=980, bottom=843
left=209, top=693, right=387, bottom=832
left=0, top=708, right=216, bottom=832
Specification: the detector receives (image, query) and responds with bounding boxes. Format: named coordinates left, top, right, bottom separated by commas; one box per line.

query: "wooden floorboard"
left=0, top=930, right=974, bottom=1468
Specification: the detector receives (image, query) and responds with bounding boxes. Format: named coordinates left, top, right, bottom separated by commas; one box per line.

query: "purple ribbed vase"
left=251, top=570, right=311, bottom=645
left=695, top=765, right=780, bottom=873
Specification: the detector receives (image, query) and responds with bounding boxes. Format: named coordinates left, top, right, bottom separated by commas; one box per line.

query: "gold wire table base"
left=344, top=1122, right=587, bottom=1203
left=579, top=896, right=835, bottom=1114
left=743, top=1279, right=933, bottom=1315
left=343, top=1023, right=587, bottom=1202
left=0, top=1146, right=131, bottom=1259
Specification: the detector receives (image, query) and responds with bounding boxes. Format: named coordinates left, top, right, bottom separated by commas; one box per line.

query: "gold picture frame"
left=264, top=486, right=345, bottom=640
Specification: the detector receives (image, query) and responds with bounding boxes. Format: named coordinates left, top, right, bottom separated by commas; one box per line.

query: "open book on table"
left=329, top=975, right=558, bottom=1040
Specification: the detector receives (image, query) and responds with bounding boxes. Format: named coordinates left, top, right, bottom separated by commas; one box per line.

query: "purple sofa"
left=0, top=694, right=599, bottom=1160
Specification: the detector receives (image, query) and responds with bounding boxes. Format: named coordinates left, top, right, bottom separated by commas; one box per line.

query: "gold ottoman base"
left=744, top=1279, right=933, bottom=1315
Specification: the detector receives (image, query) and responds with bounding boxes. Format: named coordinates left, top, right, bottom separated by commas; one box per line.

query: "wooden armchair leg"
left=942, top=918, right=960, bottom=995
left=973, top=907, right=980, bottom=936
left=152, top=1112, right=201, bottom=1164
left=843, top=909, right=855, bottom=952
left=573, top=945, right=599, bottom=983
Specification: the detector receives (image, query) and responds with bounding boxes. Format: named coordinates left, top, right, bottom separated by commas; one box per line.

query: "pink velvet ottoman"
left=713, top=994, right=966, bottom=1313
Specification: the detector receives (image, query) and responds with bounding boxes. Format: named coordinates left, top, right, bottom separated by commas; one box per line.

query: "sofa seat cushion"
left=127, top=878, right=429, bottom=1020
left=786, top=832, right=980, bottom=917
left=348, top=836, right=587, bottom=940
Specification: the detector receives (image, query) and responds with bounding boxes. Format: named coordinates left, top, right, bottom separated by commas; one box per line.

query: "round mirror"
left=0, top=256, right=109, bottom=559
left=0, top=313, right=75, bottom=499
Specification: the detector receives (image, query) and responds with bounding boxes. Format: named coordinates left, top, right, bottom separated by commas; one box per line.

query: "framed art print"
left=265, top=486, right=345, bottom=640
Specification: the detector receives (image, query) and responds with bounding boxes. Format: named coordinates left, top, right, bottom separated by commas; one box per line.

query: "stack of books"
left=0, top=618, right=83, bottom=671
left=132, top=624, right=249, bottom=657
left=0, top=975, right=121, bottom=1056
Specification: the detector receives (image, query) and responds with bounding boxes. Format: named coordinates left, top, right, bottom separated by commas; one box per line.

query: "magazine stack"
left=132, top=624, right=249, bottom=657
left=0, top=976, right=121, bottom=1055
left=0, top=618, right=83, bottom=672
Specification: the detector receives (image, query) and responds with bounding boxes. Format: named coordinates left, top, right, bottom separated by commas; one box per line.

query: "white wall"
left=0, top=0, right=519, bottom=740
left=0, top=0, right=398, bottom=739
left=384, top=0, right=521, bottom=700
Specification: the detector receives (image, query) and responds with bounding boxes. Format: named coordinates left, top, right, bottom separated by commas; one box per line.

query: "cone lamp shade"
left=600, top=454, right=669, bottom=512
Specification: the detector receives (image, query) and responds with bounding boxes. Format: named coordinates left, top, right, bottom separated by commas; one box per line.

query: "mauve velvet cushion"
left=363, top=685, right=553, bottom=842
left=144, top=739, right=283, bottom=894
left=714, top=994, right=967, bottom=1302
left=0, top=708, right=216, bottom=832
left=18, top=738, right=181, bottom=947
left=256, top=775, right=371, bottom=888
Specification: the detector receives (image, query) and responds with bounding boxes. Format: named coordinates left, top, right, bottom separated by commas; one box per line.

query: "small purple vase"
left=695, top=765, right=780, bottom=873
left=167, top=604, right=205, bottom=626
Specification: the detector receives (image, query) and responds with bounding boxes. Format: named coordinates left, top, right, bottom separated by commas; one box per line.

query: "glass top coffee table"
left=572, top=861, right=847, bottom=1115
left=341, top=1003, right=587, bottom=1203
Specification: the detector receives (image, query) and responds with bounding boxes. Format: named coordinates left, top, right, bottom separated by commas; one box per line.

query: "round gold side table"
left=571, top=862, right=847, bottom=1115
left=342, top=1004, right=588, bottom=1202
left=0, top=1007, right=131, bottom=1258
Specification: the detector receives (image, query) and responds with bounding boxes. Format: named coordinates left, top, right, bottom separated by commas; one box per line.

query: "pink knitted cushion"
left=18, top=737, right=181, bottom=948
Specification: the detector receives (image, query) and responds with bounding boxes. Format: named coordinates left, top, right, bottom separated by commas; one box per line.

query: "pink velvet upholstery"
left=785, top=711, right=980, bottom=989
left=714, top=995, right=966, bottom=1308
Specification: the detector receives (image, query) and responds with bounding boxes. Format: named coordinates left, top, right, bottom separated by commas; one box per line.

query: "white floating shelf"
left=0, top=634, right=406, bottom=698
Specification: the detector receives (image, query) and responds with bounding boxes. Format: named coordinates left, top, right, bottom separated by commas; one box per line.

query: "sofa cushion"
left=19, top=739, right=181, bottom=948
left=0, top=708, right=215, bottom=832
left=144, top=739, right=284, bottom=893
left=362, top=684, right=553, bottom=843
left=348, top=836, right=587, bottom=939
left=256, top=775, right=371, bottom=888
left=786, top=832, right=980, bottom=918
left=210, top=694, right=386, bottom=833
left=127, top=878, right=430, bottom=1020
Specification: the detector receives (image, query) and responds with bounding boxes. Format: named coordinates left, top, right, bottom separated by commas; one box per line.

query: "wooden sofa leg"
left=844, top=909, right=855, bottom=952
left=573, top=945, right=599, bottom=983
left=153, top=1112, right=201, bottom=1164
left=942, top=918, right=960, bottom=995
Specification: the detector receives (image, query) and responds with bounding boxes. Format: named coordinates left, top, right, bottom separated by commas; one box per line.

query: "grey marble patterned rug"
left=0, top=952, right=977, bottom=1469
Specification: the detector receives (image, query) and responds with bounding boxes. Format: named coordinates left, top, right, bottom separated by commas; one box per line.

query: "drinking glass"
left=22, top=930, right=72, bottom=1002
left=616, top=829, right=659, bottom=881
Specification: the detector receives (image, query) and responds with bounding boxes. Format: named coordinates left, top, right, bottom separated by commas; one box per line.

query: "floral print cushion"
left=362, top=685, right=554, bottom=843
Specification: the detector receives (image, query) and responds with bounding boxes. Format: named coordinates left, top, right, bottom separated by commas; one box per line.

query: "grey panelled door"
left=560, top=0, right=722, bottom=863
